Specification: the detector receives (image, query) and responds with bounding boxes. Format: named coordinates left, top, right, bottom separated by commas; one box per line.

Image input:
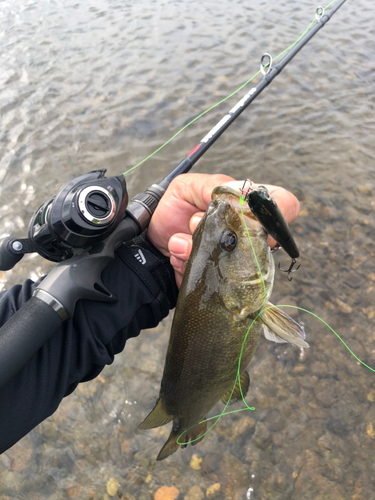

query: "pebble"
left=357, top=184, right=372, bottom=195
left=107, top=478, right=120, bottom=496
left=329, top=395, right=362, bottom=434
left=201, top=453, right=221, bottom=474
left=335, top=298, right=353, bottom=314
left=206, top=483, right=221, bottom=498
left=252, top=421, right=271, bottom=450
left=232, top=416, right=256, bottom=437
left=189, top=453, right=202, bottom=470
left=184, top=485, right=204, bottom=500
left=342, top=270, right=366, bottom=289
left=154, top=486, right=180, bottom=500
left=5, top=438, right=33, bottom=472
left=366, top=422, right=375, bottom=439
left=66, top=485, right=82, bottom=498
left=313, top=378, right=341, bottom=407
left=262, top=408, right=284, bottom=432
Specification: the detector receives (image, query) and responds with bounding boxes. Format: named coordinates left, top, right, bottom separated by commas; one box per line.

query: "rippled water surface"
left=1, top=0, right=375, bottom=498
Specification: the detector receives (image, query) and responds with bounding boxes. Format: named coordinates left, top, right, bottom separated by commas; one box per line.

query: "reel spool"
left=0, top=169, right=128, bottom=270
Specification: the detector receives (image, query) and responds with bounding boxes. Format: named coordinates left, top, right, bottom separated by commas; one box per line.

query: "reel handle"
left=0, top=237, right=25, bottom=271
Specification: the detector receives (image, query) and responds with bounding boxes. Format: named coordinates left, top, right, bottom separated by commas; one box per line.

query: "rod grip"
left=0, top=296, right=62, bottom=391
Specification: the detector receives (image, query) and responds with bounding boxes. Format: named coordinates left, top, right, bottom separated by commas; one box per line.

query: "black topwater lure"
left=241, top=180, right=300, bottom=280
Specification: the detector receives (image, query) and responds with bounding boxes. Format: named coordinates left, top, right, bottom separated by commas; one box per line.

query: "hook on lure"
left=241, top=179, right=300, bottom=281
left=278, top=259, right=301, bottom=281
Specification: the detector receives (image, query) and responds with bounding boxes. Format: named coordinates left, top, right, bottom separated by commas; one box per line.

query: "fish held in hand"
left=139, top=185, right=307, bottom=460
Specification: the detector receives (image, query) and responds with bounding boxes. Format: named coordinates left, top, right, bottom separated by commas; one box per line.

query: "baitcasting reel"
left=0, top=169, right=128, bottom=270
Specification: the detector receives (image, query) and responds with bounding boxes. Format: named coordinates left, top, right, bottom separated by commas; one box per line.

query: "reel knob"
left=0, top=238, right=25, bottom=271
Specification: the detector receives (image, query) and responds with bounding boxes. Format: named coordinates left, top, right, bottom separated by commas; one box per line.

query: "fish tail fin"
left=258, top=302, right=309, bottom=348
left=157, top=420, right=207, bottom=461
left=138, top=397, right=173, bottom=430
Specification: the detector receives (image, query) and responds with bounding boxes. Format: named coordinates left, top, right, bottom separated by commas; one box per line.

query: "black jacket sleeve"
left=0, top=232, right=178, bottom=454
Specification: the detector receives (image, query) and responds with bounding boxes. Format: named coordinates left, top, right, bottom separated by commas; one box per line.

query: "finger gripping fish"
left=139, top=185, right=308, bottom=461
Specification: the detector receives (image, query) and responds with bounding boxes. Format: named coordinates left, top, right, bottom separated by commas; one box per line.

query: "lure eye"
left=257, top=186, right=271, bottom=200
left=221, top=231, right=237, bottom=252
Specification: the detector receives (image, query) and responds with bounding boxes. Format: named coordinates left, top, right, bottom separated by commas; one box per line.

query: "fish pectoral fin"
left=221, top=370, right=250, bottom=405
left=138, top=397, right=173, bottom=430
left=262, top=324, right=288, bottom=344
left=157, top=420, right=207, bottom=461
left=258, top=302, right=309, bottom=348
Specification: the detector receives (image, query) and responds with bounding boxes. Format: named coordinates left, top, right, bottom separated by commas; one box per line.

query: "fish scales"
left=139, top=185, right=308, bottom=460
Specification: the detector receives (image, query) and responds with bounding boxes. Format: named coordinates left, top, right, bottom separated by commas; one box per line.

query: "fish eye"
left=220, top=230, right=237, bottom=251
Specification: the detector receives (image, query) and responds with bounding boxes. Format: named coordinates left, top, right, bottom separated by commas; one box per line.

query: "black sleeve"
left=0, top=231, right=178, bottom=454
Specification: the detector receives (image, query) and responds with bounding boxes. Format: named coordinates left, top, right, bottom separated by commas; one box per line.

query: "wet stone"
left=298, top=373, right=318, bottom=389
left=328, top=394, right=362, bottom=435
left=189, top=453, right=202, bottom=470
left=285, top=421, right=307, bottom=441
left=66, top=485, right=83, bottom=498
left=5, top=436, right=33, bottom=472
left=357, top=184, right=373, bottom=195
left=342, top=269, right=366, bottom=289
left=206, top=483, right=221, bottom=498
left=313, top=378, right=342, bottom=407
left=154, top=485, right=180, bottom=500
left=184, top=485, right=204, bottom=500
left=252, top=421, right=271, bottom=450
left=123, top=494, right=137, bottom=500
left=139, top=493, right=153, bottom=500
left=219, top=453, right=249, bottom=497
left=335, top=298, right=353, bottom=314
left=318, top=432, right=351, bottom=467
left=232, top=416, right=256, bottom=438
left=284, top=376, right=300, bottom=394
left=127, top=468, right=147, bottom=486
left=106, top=477, right=121, bottom=496
left=293, top=449, right=347, bottom=499
left=310, top=360, right=337, bottom=378
left=262, top=408, right=285, bottom=432
left=200, top=453, right=221, bottom=474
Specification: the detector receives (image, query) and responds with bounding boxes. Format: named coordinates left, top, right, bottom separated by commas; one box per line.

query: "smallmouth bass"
left=139, top=185, right=308, bottom=460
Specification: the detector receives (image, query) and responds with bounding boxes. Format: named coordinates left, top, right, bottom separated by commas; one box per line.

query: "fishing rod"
left=0, top=0, right=347, bottom=390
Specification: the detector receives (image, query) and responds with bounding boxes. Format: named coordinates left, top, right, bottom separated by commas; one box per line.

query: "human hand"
left=147, top=174, right=300, bottom=288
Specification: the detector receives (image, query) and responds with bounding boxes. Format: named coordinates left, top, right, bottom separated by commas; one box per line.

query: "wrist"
left=123, top=230, right=179, bottom=310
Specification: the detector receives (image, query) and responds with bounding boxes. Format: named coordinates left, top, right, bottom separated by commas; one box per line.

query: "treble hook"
left=278, top=258, right=301, bottom=281
left=240, top=179, right=253, bottom=199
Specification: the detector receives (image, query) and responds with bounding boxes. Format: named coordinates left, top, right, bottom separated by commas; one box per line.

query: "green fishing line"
left=123, top=0, right=336, bottom=177
left=174, top=0, right=353, bottom=446
left=177, top=184, right=375, bottom=446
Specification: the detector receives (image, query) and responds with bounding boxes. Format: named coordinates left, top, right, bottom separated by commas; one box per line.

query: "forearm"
left=0, top=231, right=178, bottom=453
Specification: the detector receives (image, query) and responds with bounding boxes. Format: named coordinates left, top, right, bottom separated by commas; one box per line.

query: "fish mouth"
left=212, top=185, right=241, bottom=198
left=224, top=266, right=272, bottom=284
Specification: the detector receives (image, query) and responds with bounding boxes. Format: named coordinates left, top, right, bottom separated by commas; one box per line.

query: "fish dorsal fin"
left=221, top=370, right=250, bottom=405
left=258, top=302, right=309, bottom=348
left=157, top=420, right=207, bottom=461
left=138, top=397, right=173, bottom=430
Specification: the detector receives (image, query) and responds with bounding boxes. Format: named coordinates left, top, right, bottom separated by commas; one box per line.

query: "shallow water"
left=0, top=0, right=375, bottom=498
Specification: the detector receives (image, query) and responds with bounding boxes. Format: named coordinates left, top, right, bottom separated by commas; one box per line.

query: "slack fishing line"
left=176, top=0, right=352, bottom=447
left=177, top=195, right=375, bottom=447
left=123, top=0, right=340, bottom=178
